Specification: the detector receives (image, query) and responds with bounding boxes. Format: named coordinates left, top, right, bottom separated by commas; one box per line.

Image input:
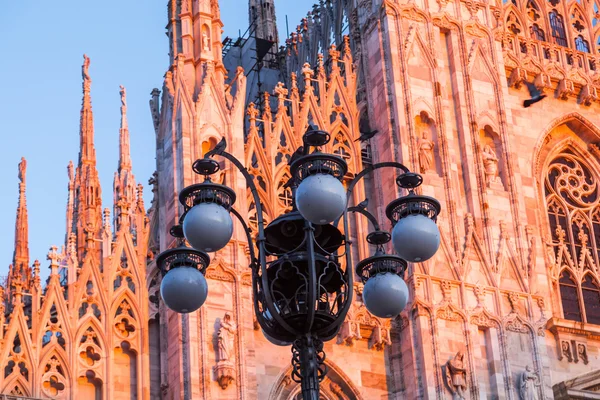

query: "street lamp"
left=156, top=127, right=441, bottom=399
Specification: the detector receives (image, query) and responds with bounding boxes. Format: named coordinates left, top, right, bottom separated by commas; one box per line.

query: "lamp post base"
left=291, top=335, right=326, bottom=400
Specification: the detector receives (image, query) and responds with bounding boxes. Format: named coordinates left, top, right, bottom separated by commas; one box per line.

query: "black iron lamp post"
left=156, top=128, right=441, bottom=399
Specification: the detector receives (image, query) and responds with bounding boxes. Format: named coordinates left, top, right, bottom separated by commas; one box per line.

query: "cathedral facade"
left=3, top=0, right=600, bottom=399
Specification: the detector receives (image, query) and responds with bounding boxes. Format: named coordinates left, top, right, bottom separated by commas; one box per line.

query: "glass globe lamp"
left=156, top=246, right=211, bottom=314
left=291, top=153, right=348, bottom=225
left=179, top=180, right=237, bottom=253
left=386, top=191, right=441, bottom=263
left=391, top=214, right=440, bottom=262
left=356, top=247, right=409, bottom=319
left=183, top=203, right=233, bottom=252
left=363, top=272, right=409, bottom=318
left=295, top=173, right=347, bottom=225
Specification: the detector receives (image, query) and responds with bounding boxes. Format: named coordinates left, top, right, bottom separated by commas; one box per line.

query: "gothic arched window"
left=575, top=35, right=591, bottom=52
left=559, top=270, right=582, bottom=322
left=531, top=24, right=546, bottom=41
left=546, top=150, right=600, bottom=324
left=549, top=11, right=568, bottom=47
left=582, top=274, right=600, bottom=324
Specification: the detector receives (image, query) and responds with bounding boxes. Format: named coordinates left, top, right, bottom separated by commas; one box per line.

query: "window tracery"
left=549, top=11, right=568, bottom=47
left=545, top=151, right=600, bottom=324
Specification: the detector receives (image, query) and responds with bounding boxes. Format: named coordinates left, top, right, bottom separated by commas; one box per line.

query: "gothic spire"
left=8, top=157, right=31, bottom=292
left=79, top=54, right=96, bottom=166
left=73, top=54, right=103, bottom=260
left=249, top=0, right=279, bottom=45
left=114, top=85, right=136, bottom=233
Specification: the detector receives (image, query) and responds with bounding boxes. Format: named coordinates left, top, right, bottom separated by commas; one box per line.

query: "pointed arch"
left=1, top=373, right=31, bottom=397
left=559, top=268, right=583, bottom=321
left=38, top=346, right=72, bottom=383
left=581, top=272, right=600, bottom=324
left=268, top=359, right=363, bottom=400
left=506, top=7, right=527, bottom=35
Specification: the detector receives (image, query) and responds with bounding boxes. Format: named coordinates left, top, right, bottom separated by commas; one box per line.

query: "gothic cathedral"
left=3, top=0, right=600, bottom=399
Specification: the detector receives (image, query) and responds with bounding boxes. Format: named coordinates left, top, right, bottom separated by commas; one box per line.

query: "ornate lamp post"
left=156, top=128, right=441, bottom=399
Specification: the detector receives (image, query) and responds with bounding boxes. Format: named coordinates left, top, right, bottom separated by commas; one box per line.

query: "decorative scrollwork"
left=291, top=335, right=327, bottom=399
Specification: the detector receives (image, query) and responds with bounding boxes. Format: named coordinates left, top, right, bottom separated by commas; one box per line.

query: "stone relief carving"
left=214, top=312, right=237, bottom=389
left=337, top=320, right=361, bottom=346
left=576, top=342, right=589, bottom=365
left=444, top=351, right=467, bottom=400
left=561, top=340, right=573, bottom=362
left=517, top=365, right=540, bottom=400
left=482, top=144, right=499, bottom=187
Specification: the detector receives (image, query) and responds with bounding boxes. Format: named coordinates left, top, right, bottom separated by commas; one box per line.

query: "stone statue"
left=217, top=312, right=236, bottom=362
left=418, top=131, right=435, bottom=173
left=82, top=54, right=91, bottom=91
left=215, top=312, right=237, bottom=389
left=518, top=365, right=539, bottom=400
left=203, top=32, right=211, bottom=52
left=445, top=351, right=467, bottom=399
left=18, top=157, right=26, bottom=185
left=482, top=144, right=498, bottom=187
left=120, top=85, right=127, bottom=108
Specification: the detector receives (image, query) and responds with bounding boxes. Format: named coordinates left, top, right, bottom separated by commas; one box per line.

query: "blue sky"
left=0, top=1, right=315, bottom=279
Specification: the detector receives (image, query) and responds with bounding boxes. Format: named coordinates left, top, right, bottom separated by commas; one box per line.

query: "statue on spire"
left=18, top=157, right=26, bottom=185
left=83, top=54, right=91, bottom=92
left=120, top=85, right=127, bottom=108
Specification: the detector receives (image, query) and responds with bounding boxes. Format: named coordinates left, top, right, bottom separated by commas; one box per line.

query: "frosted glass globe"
left=295, top=174, right=347, bottom=225
left=363, top=273, right=408, bottom=318
left=183, top=203, right=233, bottom=252
left=391, top=214, right=440, bottom=262
left=160, top=267, right=208, bottom=313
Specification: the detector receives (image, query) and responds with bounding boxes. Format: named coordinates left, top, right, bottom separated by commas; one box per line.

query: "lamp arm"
left=229, top=207, right=258, bottom=266
left=206, top=139, right=298, bottom=334
left=334, top=162, right=411, bottom=228
left=348, top=206, right=381, bottom=232
left=346, top=162, right=410, bottom=195
left=206, top=144, right=267, bottom=243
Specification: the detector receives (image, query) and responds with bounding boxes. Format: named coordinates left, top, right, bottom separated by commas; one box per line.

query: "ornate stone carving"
left=337, top=320, right=361, bottom=346
left=368, top=325, right=391, bottom=351
left=557, top=79, right=575, bottom=100
left=214, top=312, right=237, bottom=389
left=444, top=351, right=467, bottom=399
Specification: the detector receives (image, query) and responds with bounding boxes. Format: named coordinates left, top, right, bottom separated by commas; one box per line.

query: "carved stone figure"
left=203, top=32, right=211, bottom=52
left=119, top=84, right=127, bottom=107
left=482, top=144, right=498, bottom=187
left=445, top=351, right=467, bottom=399
left=561, top=340, right=573, bottom=362
left=215, top=312, right=237, bottom=389
left=217, top=312, right=236, bottom=362
left=18, top=158, right=26, bottom=185
left=418, top=131, right=435, bottom=173
left=518, top=365, right=539, bottom=400
left=82, top=54, right=91, bottom=91
left=577, top=343, right=589, bottom=365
